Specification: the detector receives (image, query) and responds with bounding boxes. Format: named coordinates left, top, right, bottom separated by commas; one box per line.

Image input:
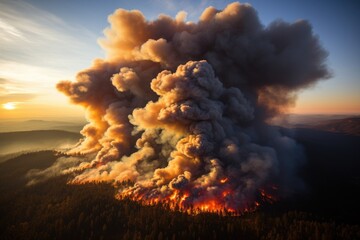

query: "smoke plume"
left=57, top=2, right=329, bottom=212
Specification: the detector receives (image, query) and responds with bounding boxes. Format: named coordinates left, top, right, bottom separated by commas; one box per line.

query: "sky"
left=0, top=0, right=359, bottom=120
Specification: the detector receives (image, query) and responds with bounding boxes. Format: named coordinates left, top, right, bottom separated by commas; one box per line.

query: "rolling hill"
left=309, top=116, right=360, bottom=136
left=0, top=119, right=85, bottom=133
left=0, top=130, right=81, bottom=162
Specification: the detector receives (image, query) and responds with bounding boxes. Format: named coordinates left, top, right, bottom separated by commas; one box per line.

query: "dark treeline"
left=0, top=174, right=359, bottom=240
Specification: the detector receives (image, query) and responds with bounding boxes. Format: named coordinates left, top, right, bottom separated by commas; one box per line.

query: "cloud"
left=0, top=93, right=36, bottom=104
left=0, top=78, right=10, bottom=93
left=0, top=18, right=24, bottom=41
left=0, top=0, right=104, bottom=110
left=0, top=0, right=101, bottom=77
left=0, top=77, right=33, bottom=97
left=0, top=78, right=10, bottom=84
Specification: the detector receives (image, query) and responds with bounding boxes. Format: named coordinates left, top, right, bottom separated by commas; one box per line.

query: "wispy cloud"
left=0, top=77, right=34, bottom=101
left=0, top=59, right=70, bottom=104
left=0, top=18, right=24, bottom=41
left=0, top=0, right=100, bottom=69
left=0, top=0, right=102, bottom=108
left=0, top=93, right=36, bottom=104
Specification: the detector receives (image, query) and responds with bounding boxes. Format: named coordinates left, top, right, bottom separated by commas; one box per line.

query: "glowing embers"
left=259, top=188, right=277, bottom=204
left=220, top=177, right=228, bottom=184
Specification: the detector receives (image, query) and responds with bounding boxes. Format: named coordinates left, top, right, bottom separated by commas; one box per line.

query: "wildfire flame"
left=110, top=181, right=278, bottom=215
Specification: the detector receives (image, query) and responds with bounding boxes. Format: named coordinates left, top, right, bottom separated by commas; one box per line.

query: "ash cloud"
left=57, top=2, right=329, bottom=211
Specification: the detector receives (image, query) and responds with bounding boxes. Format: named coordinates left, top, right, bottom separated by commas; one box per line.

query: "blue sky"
left=0, top=0, right=359, bottom=118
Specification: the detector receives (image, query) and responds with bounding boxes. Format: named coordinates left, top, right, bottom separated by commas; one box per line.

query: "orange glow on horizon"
left=290, top=106, right=360, bottom=115
left=0, top=103, right=85, bottom=120
left=290, top=100, right=360, bottom=115
left=290, top=90, right=360, bottom=115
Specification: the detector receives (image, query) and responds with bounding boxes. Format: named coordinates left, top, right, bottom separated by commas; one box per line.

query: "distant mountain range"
left=0, top=130, right=81, bottom=162
left=0, top=119, right=85, bottom=133
left=272, top=115, right=360, bottom=136
left=308, top=116, right=360, bottom=136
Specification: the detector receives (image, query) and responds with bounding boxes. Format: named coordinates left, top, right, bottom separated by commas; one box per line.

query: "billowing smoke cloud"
left=57, top=2, right=329, bottom=212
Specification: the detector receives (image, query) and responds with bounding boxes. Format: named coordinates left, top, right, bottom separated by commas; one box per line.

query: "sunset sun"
left=2, top=102, right=16, bottom=110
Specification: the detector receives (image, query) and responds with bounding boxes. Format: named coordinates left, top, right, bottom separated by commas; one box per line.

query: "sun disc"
left=2, top=102, right=16, bottom=110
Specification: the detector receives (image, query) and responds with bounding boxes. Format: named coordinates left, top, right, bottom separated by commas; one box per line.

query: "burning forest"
left=57, top=2, right=329, bottom=214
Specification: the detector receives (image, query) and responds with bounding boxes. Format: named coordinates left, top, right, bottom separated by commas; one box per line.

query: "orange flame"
left=259, top=189, right=277, bottom=203
left=69, top=179, right=278, bottom=215
left=112, top=186, right=279, bottom=216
